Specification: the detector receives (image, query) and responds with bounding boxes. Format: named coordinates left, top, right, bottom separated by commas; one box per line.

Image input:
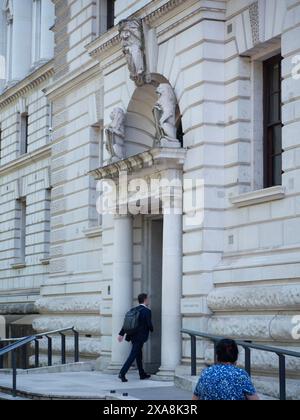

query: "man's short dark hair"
left=216, top=339, right=239, bottom=364
left=138, top=293, right=148, bottom=304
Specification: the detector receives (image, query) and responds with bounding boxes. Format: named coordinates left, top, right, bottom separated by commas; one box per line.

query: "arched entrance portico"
left=90, top=78, right=185, bottom=379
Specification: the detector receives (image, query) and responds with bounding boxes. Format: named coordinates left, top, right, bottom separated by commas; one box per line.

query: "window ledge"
left=40, top=257, right=50, bottom=266
left=230, top=186, right=286, bottom=208
left=11, top=262, right=26, bottom=270
left=82, top=227, right=102, bottom=238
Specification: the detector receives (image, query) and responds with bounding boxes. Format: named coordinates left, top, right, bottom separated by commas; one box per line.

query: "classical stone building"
left=1, top=0, right=300, bottom=398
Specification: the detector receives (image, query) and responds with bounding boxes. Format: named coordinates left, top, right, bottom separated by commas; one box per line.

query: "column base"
left=153, top=366, right=176, bottom=381
left=103, top=361, right=124, bottom=375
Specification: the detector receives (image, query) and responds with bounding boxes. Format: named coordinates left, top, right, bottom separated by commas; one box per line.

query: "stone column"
left=10, top=0, right=32, bottom=83
left=108, top=214, right=133, bottom=372
left=0, top=8, right=6, bottom=89
left=157, top=199, right=183, bottom=379
left=40, top=0, right=55, bottom=62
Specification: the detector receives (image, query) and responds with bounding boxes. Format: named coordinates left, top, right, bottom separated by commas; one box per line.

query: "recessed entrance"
left=142, top=217, right=163, bottom=374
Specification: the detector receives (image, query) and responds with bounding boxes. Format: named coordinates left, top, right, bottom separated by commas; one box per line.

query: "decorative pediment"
left=89, top=147, right=186, bottom=181
left=234, top=0, right=287, bottom=56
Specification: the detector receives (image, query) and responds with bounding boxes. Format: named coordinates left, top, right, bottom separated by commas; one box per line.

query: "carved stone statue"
left=153, top=84, right=180, bottom=148
left=105, top=108, right=126, bottom=163
left=119, top=19, right=146, bottom=86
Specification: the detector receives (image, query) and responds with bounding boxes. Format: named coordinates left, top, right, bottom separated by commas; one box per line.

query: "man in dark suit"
left=118, top=293, right=154, bottom=382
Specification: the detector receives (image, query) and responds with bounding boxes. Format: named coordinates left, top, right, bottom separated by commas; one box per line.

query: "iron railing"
left=182, top=329, right=300, bottom=401
left=0, top=327, right=79, bottom=397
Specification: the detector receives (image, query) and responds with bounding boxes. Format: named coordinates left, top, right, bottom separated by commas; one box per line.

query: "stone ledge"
left=208, top=315, right=300, bottom=341
left=10, top=262, right=26, bottom=270
left=35, top=296, right=101, bottom=314
left=207, top=283, right=300, bottom=311
left=230, top=186, right=286, bottom=208
left=82, top=227, right=102, bottom=238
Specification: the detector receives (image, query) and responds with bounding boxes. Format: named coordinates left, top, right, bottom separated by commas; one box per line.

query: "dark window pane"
left=107, top=0, right=115, bottom=29
left=269, top=93, right=280, bottom=123
left=271, top=63, right=280, bottom=92
left=264, top=54, right=282, bottom=188
left=273, top=154, right=282, bottom=186
left=272, top=125, right=282, bottom=155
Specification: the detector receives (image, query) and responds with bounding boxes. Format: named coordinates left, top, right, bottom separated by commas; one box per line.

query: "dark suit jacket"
left=119, top=305, right=154, bottom=343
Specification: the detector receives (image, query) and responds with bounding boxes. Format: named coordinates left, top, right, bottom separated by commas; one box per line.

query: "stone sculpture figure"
left=105, top=108, right=126, bottom=163
left=119, top=19, right=146, bottom=86
left=153, top=83, right=180, bottom=148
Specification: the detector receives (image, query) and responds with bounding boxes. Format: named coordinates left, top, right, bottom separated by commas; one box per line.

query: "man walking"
left=118, top=293, right=153, bottom=382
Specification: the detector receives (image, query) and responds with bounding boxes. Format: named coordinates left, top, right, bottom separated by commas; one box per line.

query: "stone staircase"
left=1, top=363, right=299, bottom=400
left=0, top=366, right=188, bottom=400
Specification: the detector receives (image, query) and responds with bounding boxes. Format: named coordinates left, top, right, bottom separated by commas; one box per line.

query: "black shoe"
left=140, top=373, right=151, bottom=380
left=118, top=374, right=128, bottom=383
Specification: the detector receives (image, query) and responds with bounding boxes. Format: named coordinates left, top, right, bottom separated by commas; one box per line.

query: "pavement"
left=0, top=371, right=193, bottom=400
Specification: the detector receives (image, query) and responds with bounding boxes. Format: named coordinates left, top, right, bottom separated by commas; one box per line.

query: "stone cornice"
left=89, top=148, right=186, bottom=180
left=87, top=28, right=121, bottom=61
left=0, top=144, right=51, bottom=177
left=0, top=60, right=54, bottom=110
left=87, top=0, right=226, bottom=67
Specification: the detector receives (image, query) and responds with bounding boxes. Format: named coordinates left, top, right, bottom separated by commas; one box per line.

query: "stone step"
left=0, top=371, right=180, bottom=400
left=0, top=361, right=95, bottom=376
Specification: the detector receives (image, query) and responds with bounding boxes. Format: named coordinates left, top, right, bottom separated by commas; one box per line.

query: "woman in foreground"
left=192, top=339, right=260, bottom=401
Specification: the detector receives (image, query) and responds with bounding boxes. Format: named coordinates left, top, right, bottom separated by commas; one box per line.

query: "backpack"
left=122, top=306, right=143, bottom=335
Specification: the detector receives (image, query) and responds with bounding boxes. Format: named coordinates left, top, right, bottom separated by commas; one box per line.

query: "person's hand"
left=118, top=335, right=124, bottom=343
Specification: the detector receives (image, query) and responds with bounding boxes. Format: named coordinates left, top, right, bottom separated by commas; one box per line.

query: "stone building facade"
left=1, top=0, right=300, bottom=398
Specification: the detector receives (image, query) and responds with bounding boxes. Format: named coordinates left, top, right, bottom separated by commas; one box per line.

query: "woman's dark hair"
left=216, top=339, right=239, bottom=364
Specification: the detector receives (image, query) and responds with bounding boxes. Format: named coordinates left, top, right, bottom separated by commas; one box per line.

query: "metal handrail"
left=0, top=327, right=79, bottom=398
left=0, top=327, right=77, bottom=343
left=182, top=329, right=300, bottom=401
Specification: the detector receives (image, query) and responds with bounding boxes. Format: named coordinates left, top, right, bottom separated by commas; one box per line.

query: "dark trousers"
left=120, top=341, right=145, bottom=377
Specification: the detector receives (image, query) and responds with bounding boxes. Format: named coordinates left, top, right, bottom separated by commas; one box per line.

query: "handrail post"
left=60, top=333, right=66, bottom=365
left=279, top=355, right=286, bottom=400
left=12, top=349, right=17, bottom=398
left=244, top=347, right=251, bottom=376
left=47, top=336, right=52, bottom=367
left=191, top=335, right=197, bottom=376
left=34, top=339, right=40, bottom=368
left=73, top=330, right=79, bottom=363
left=22, top=343, right=28, bottom=370
left=0, top=342, right=3, bottom=369
left=244, top=341, right=252, bottom=376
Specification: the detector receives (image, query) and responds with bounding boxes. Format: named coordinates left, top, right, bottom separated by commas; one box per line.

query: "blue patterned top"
left=194, top=364, right=257, bottom=401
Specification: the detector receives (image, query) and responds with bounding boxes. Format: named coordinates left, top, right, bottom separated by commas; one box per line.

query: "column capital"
left=113, top=212, right=133, bottom=220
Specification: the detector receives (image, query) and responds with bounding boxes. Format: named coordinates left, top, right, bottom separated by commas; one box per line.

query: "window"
left=263, top=55, right=283, bottom=188
left=107, top=0, right=115, bottom=30
left=97, top=0, right=115, bottom=35
left=20, top=110, right=29, bottom=155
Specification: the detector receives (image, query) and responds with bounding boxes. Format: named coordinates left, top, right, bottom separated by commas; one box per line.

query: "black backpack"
left=122, top=306, right=143, bottom=335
